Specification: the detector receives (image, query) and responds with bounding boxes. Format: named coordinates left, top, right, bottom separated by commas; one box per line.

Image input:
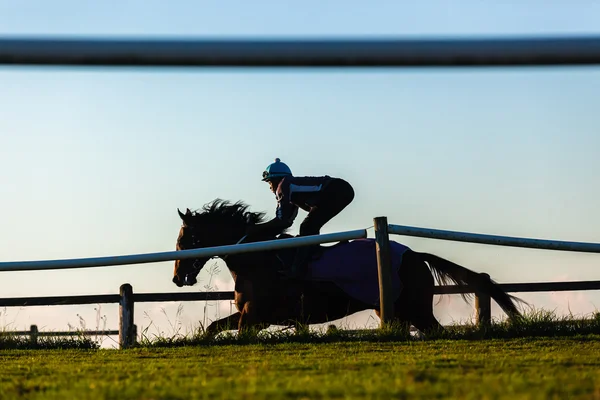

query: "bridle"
left=182, top=227, right=248, bottom=284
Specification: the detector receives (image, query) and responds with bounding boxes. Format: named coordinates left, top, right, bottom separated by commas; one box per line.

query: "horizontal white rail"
left=388, top=224, right=600, bottom=253
left=0, top=229, right=367, bottom=272
left=1, top=36, right=600, bottom=67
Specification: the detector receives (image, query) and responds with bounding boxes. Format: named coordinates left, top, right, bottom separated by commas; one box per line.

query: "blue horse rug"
left=305, top=238, right=409, bottom=307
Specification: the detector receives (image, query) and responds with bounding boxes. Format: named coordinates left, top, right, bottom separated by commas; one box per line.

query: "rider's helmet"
left=262, top=158, right=292, bottom=182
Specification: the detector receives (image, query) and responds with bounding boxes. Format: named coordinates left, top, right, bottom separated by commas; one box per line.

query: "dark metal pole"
left=1, top=36, right=600, bottom=67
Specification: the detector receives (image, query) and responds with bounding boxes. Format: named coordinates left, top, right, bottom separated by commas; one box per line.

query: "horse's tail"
left=416, top=252, right=525, bottom=321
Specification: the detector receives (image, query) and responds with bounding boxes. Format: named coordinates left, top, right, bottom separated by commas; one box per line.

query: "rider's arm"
left=250, top=216, right=290, bottom=237
left=248, top=178, right=298, bottom=237
left=274, top=177, right=299, bottom=227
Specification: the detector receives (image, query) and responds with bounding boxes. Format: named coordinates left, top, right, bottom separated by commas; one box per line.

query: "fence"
left=2, top=277, right=600, bottom=349
left=0, top=229, right=367, bottom=271
left=377, top=216, right=600, bottom=325
left=1, top=217, right=599, bottom=348
left=0, top=325, right=126, bottom=346
left=0, top=219, right=599, bottom=348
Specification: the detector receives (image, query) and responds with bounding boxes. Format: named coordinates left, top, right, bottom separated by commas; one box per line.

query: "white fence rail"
left=381, top=219, right=600, bottom=326
left=388, top=224, right=600, bottom=253
left=2, top=36, right=600, bottom=67
left=0, top=229, right=367, bottom=272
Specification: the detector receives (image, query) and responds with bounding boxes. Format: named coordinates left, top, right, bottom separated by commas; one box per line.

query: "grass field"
left=1, top=312, right=600, bottom=399
left=1, top=335, right=600, bottom=399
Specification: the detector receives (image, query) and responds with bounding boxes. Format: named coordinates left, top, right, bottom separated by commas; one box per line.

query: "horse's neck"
left=220, top=230, right=283, bottom=286
left=223, top=252, right=278, bottom=285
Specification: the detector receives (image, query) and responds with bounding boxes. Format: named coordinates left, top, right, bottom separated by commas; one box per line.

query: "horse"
left=172, top=199, right=523, bottom=336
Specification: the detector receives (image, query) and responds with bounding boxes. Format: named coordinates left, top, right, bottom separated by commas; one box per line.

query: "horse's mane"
left=188, top=198, right=267, bottom=227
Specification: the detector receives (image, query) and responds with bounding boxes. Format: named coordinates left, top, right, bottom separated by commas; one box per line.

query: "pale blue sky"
left=1, top=1, right=599, bottom=345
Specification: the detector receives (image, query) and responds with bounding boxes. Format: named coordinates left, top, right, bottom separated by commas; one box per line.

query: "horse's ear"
left=177, top=208, right=187, bottom=222
left=186, top=208, right=192, bottom=215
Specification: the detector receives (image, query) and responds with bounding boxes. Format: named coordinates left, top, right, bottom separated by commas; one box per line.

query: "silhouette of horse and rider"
left=172, top=158, right=523, bottom=335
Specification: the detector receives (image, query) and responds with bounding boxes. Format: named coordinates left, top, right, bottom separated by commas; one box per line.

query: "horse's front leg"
left=205, top=312, right=241, bottom=337
left=238, top=301, right=269, bottom=335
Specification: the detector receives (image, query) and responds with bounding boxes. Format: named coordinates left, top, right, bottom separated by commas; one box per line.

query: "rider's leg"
left=289, top=179, right=355, bottom=278
left=290, top=213, right=321, bottom=277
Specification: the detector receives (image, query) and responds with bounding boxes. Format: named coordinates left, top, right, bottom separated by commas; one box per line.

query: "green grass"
left=1, top=310, right=600, bottom=399
left=1, top=337, right=600, bottom=399
left=0, top=334, right=99, bottom=350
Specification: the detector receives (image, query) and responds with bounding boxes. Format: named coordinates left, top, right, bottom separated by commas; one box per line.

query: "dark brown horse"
left=172, top=199, right=523, bottom=335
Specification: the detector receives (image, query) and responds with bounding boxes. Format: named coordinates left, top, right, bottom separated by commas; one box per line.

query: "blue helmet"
left=262, top=158, right=292, bottom=181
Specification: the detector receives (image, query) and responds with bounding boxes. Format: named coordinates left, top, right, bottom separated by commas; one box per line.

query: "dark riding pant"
left=299, top=178, right=355, bottom=236
left=291, top=178, right=355, bottom=277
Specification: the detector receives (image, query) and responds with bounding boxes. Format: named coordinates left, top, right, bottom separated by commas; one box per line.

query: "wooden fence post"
left=30, top=324, right=38, bottom=347
left=374, top=216, right=395, bottom=328
left=119, top=283, right=134, bottom=349
left=475, top=273, right=492, bottom=326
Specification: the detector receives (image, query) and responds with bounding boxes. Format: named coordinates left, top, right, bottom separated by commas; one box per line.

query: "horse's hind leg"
left=410, top=279, right=444, bottom=334
left=377, top=295, right=440, bottom=335
left=411, top=305, right=444, bottom=335
left=398, top=250, right=444, bottom=335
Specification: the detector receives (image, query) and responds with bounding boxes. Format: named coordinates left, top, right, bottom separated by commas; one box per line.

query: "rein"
left=185, top=234, right=248, bottom=283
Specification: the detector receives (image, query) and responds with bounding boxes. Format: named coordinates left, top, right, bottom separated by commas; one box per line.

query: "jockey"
left=247, top=158, right=355, bottom=279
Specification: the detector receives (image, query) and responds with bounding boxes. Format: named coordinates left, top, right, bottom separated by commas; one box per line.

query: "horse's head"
left=172, top=199, right=267, bottom=287
left=172, top=208, right=212, bottom=287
